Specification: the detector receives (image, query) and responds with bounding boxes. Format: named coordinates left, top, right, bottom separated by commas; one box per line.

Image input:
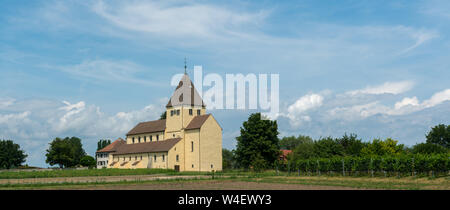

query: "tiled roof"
left=97, top=138, right=126, bottom=153
left=185, top=114, right=211, bottom=130
left=126, top=119, right=166, bottom=136
left=166, top=74, right=205, bottom=108
left=112, top=138, right=181, bottom=155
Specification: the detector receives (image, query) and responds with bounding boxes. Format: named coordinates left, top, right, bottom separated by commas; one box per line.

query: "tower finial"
left=184, top=57, right=187, bottom=74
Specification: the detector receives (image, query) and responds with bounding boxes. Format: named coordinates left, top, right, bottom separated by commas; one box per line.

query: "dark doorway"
left=174, top=165, right=180, bottom=172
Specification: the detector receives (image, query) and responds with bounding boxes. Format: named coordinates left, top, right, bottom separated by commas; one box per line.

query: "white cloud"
left=285, top=93, right=323, bottom=127
left=48, top=59, right=164, bottom=87
left=92, top=0, right=267, bottom=39
left=422, top=89, right=450, bottom=108
left=394, top=96, right=419, bottom=110
left=347, top=81, right=414, bottom=95
left=0, top=98, right=16, bottom=109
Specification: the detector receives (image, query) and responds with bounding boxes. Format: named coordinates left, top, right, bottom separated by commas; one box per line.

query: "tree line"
left=0, top=137, right=112, bottom=169
left=223, top=113, right=450, bottom=172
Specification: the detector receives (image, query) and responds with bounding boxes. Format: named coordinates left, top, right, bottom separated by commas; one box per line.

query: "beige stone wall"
left=184, top=129, right=200, bottom=171
left=126, top=132, right=165, bottom=144
left=199, top=115, right=222, bottom=171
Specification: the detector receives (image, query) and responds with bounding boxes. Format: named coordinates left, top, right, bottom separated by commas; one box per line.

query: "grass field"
left=0, top=169, right=448, bottom=190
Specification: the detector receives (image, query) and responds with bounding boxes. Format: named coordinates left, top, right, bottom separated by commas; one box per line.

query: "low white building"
left=96, top=138, right=125, bottom=169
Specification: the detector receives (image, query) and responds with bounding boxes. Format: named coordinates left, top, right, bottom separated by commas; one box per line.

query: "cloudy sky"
left=1, top=0, right=449, bottom=167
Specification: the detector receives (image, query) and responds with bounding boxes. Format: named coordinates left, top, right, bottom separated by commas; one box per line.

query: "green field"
left=0, top=168, right=448, bottom=190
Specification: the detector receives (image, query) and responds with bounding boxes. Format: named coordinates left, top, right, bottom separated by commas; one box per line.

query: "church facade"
left=97, top=73, right=222, bottom=172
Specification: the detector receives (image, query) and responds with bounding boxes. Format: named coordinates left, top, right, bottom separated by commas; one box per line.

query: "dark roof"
left=97, top=138, right=126, bottom=153
left=166, top=74, right=205, bottom=108
left=112, top=138, right=181, bottom=155
left=185, top=114, right=211, bottom=130
left=126, top=119, right=166, bottom=136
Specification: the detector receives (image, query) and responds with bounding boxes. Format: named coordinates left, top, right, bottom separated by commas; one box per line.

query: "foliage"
left=291, top=137, right=316, bottom=160
left=313, top=137, right=344, bottom=158
left=160, top=111, right=167, bottom=120
left=279, top=135, right=313, bottom=150
left=292, top=153, right=449, bottom=174
left=336, top=133, right=366, bottom=156
left=412, top=143, right=448, bottom=154
left=0, top=140, right=27, bottom=169
left=45, top=137, right=86, bottom=168
left=97, top=139, right=111, bottom=151
left=222, top=149, right=235, bottom=169
left=426, top=124, right=450, bottom=148
left=235, top=113, right=280, bottom=169
left=80, top=156, right=96, bottom=168
left=360, top=138, right=405, bottom=156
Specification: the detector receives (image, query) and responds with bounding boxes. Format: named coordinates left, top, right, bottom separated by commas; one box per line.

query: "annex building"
left=96, top=71, right=222, bottom=172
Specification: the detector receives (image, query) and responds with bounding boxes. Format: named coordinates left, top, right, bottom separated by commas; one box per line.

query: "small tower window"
left=176, top=155, right=179, bottom=162
left=176, top=109, right=180, bottom=115
left=197, top=110, right=201, bottom=115
left=191, top=141, right=194, bottom=152
left=189, top=109, right=193, bottom=115
left=170, top=110, right=174, bottom=116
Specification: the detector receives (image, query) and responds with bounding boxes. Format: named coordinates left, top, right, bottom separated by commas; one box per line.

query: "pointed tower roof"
left=166, top=73, right=205, bottom=108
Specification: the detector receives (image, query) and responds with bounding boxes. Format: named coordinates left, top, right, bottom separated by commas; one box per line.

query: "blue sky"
left=1, top=0, right=449, bottom=167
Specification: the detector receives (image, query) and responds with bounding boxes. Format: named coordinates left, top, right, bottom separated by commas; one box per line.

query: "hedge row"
left=282, top=154, right=449, bottom=173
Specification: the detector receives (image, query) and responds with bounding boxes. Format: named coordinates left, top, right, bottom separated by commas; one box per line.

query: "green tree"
left=411, top=143, right=448, bottom=154
left=97, top=139, right=111, bottom=151
left=313, top=137, right=344, bottom=158
left=426, top=124, right=450, bottom=148
left=361, top=138, right=404, bottom=156
left=235, top=113, right=280, bottom=170
left=337, top=133, right=366, bottom=156
left=222, top=148, right=235, bottom=169
left=45, top=137, right=86, bottom=168
left=160, top=111, right=167, bottom=120
left=291, top=137, right=316, bottom=160
left=80, top=155, right=96, bottom=168
left=0, top=140, right=27, bottom=169
left=279, top=135, right=313, bottom=150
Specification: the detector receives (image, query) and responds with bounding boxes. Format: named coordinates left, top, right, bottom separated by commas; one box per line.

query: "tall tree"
left=45, top=137, right=86, bottom=168
left=337, top=133, right=366, bottom=156
left=279, top=135, right=313, bottom=150
left=291, top=137, right=316, bottom=160
left=360, top=138, right=404, bottom=156
left=80, top=155, right=96, bottom=168
left=222, top=148, right=235, bottom=169
left=97, top=139, right=111, bottom=151
left=426, top=124, right=450, bottom=148
left=313, top=137, right=344, bottom=158
left=160, top=111, right=167, bottom=120
left=235, top=113, right=280, bottom=170
left=0, top=140, right=27, bottom=169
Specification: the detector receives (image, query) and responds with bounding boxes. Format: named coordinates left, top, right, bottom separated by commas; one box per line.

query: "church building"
left=98, top=70, right=222, bottom=172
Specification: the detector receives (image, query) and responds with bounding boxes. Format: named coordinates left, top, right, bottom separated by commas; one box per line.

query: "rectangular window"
left=144, top=136, right=147, bottom=142
left=135, top=156, right=137, bottom=160
left=191, top=141, right=194, bottom=152
left=176, top=155, right=179, bottom=162
left=162, top=155, right=165, bottom=162
left=170, top=110, right=174, bottom=116
left=154, top=155, right=157, bottom=162
left=197, top=109, right=201, bottom=115
left=189, top=109, right=193, bottom=115
left=150, top=135, right=153, bottom=141
left=132, top=137, right=135, bottom=143
left=177, top=109, right=180, bottom=115
left=140, top=156, right=142, bottom=160
left=138, top=137, right=141, bottom=143
left=157, top=135, right=159, bottom=141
